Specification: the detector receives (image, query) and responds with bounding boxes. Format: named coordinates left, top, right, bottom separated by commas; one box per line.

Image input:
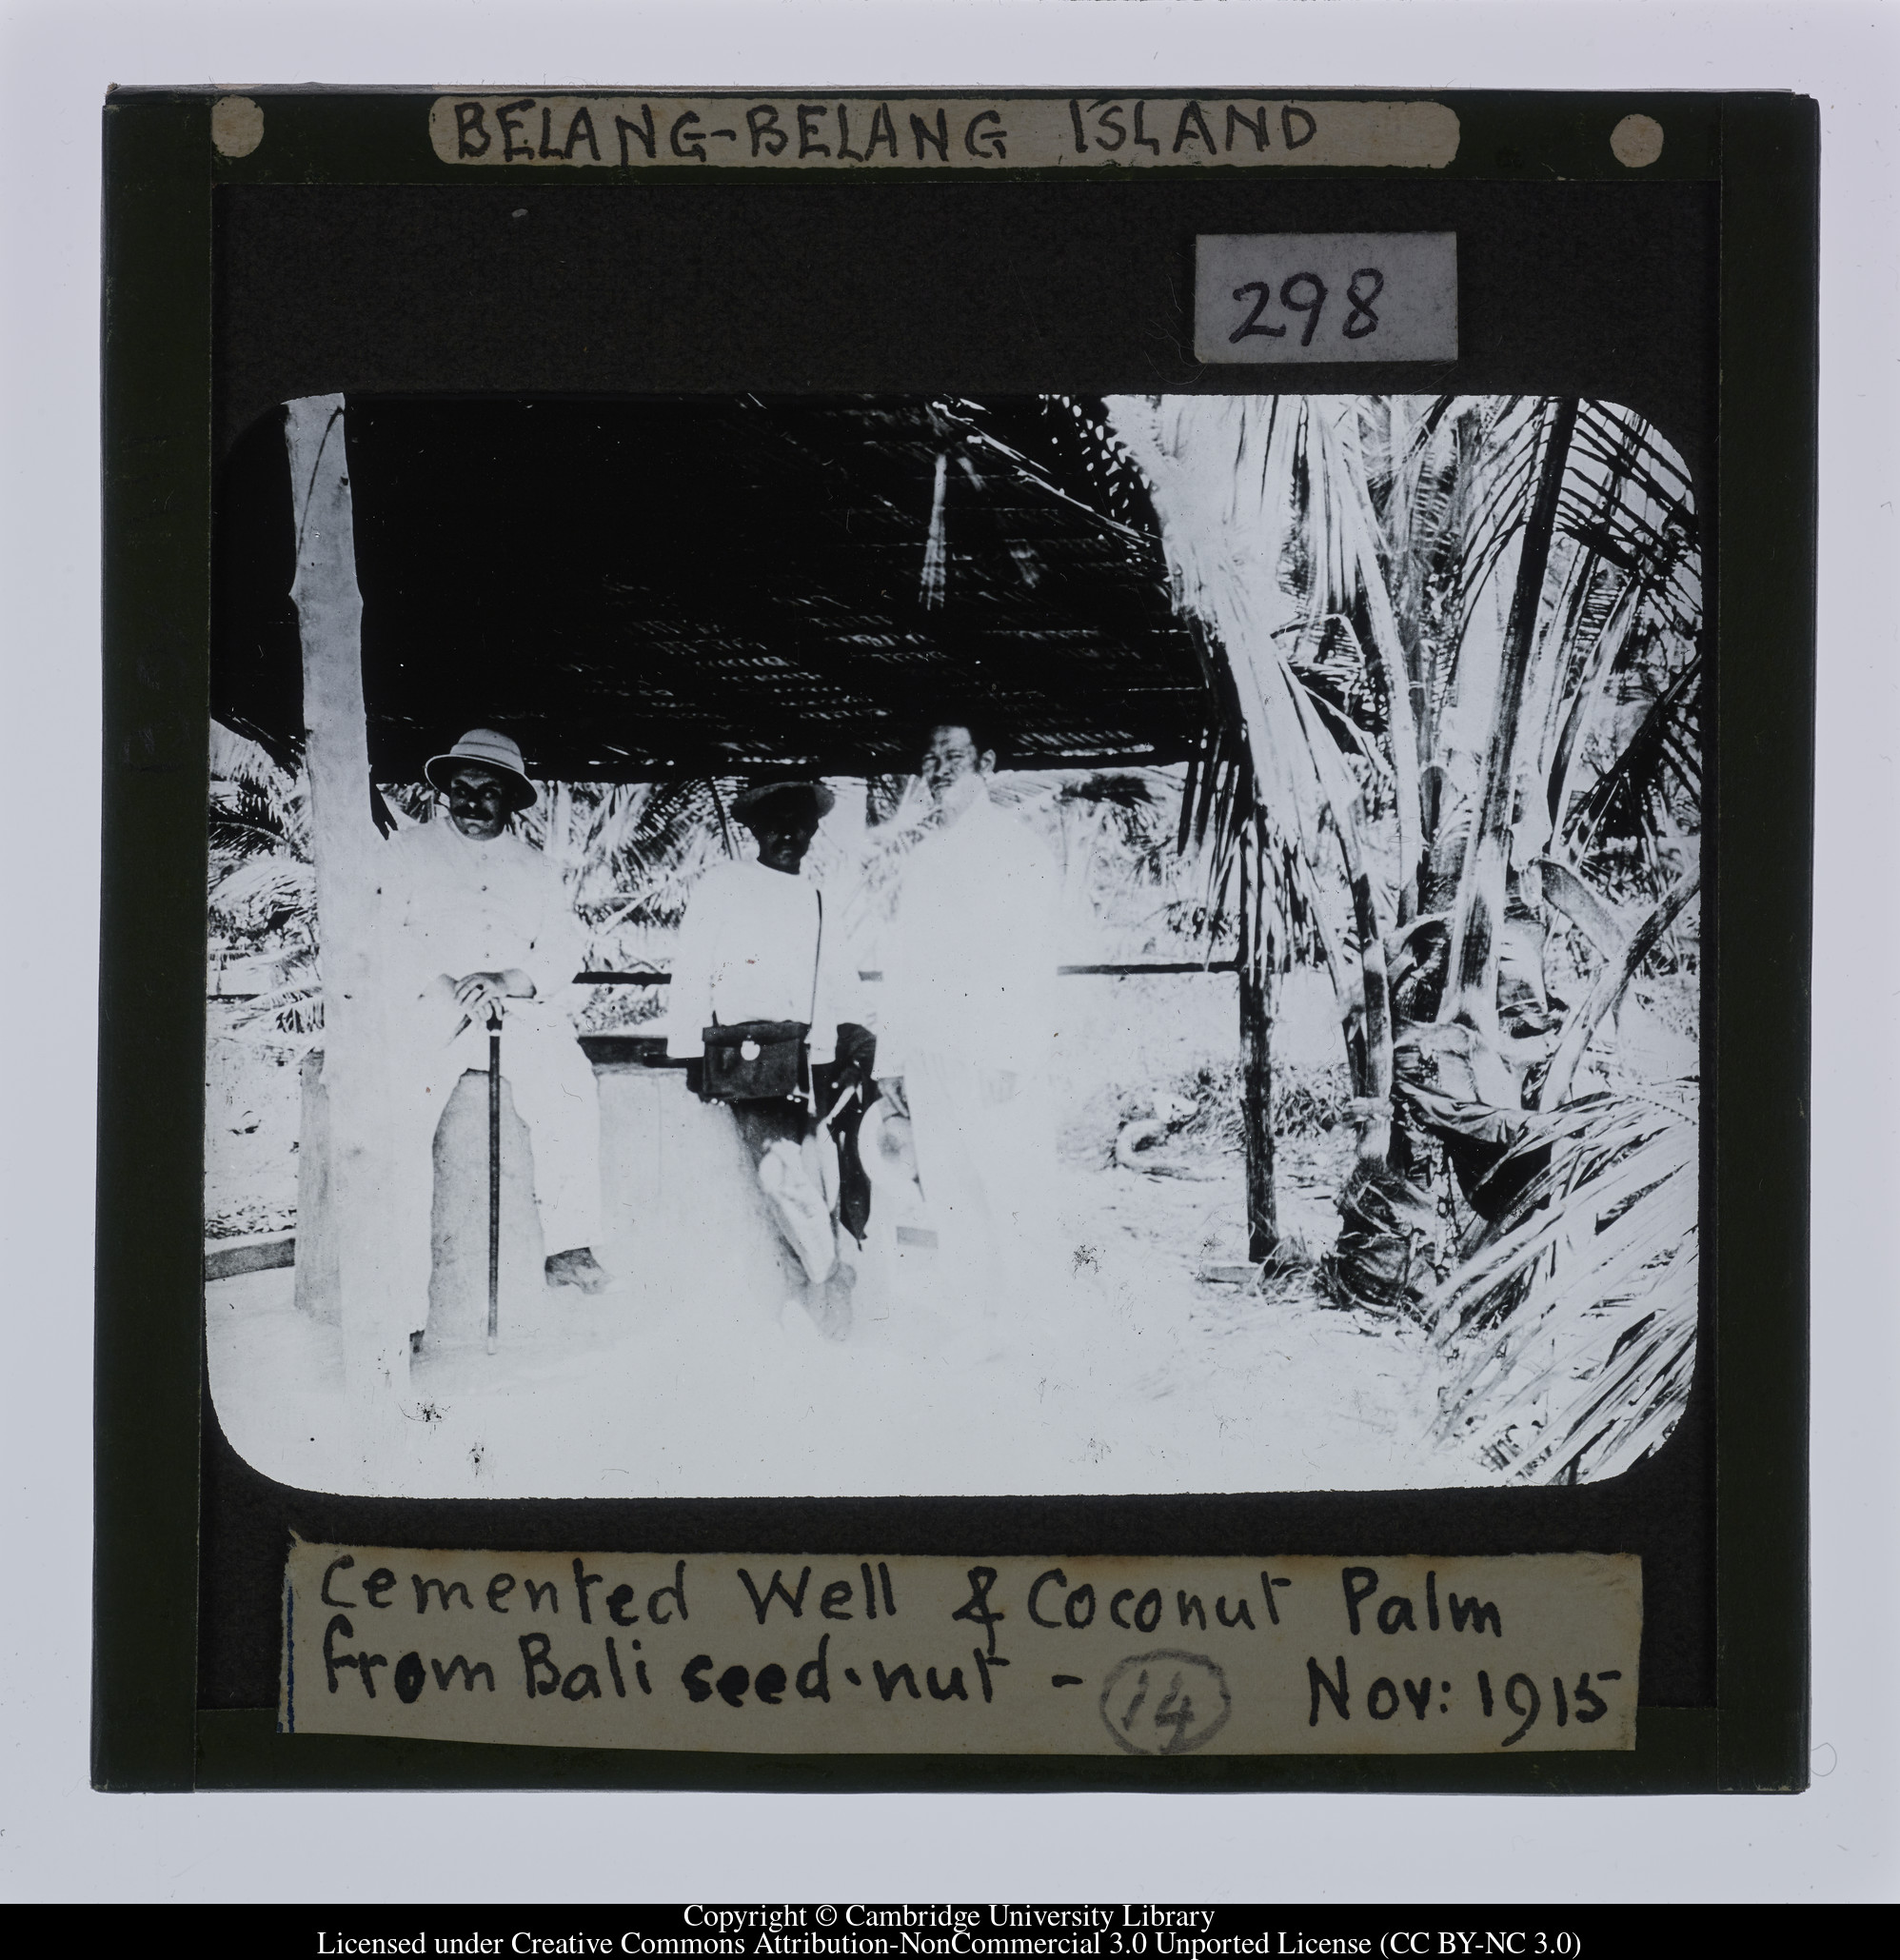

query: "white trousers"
left=903, top=1048, right=1058, bottom=1317
left=371, top=1000, right=603, bottom=1339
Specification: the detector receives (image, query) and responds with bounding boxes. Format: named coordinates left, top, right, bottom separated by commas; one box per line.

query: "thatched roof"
left=214, top=395, right=1213, bottom=783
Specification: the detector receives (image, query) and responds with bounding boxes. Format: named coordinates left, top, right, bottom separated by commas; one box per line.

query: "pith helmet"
left=424, top=728, right=538, bottom=812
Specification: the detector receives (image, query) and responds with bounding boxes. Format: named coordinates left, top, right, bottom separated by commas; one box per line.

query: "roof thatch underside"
left=213, top=395, right=1214, bottom=783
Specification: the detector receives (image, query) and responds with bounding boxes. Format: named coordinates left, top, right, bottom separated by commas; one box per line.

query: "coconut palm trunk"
left=1101, top=388, right=1701, bottom=1477
left=1439, top=397, right=1579, bottom=1043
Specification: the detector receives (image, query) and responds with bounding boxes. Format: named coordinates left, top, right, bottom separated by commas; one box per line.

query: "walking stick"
left=486, top=1002, right=503, bottom=1356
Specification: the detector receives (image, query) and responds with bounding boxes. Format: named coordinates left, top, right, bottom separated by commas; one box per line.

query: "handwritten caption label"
left=282, top=1546, right=1637, bottom=1754
left=426, top=97, right=1460, bottom=172
left=1196, top=233, right=1459, bottom=363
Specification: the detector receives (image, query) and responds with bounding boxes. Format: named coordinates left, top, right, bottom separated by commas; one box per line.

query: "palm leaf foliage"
left=208, top=723, right=322, bottom=1036
left=1104, top=393, right=1702, bottom=1482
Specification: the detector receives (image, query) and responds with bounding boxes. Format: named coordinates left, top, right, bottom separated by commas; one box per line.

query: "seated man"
left=368, top=728, right=610, bottom=1362
left=666, top=779, right=873, bottom=1341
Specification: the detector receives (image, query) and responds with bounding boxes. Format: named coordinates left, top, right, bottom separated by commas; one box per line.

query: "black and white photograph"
left=0, top=0, right=1861, bottom=1895
left=205, top=388, right=1702, bottom=1500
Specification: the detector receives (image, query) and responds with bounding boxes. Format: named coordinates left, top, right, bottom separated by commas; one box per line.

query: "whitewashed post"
left=285, top=395, right=406, bottom=1477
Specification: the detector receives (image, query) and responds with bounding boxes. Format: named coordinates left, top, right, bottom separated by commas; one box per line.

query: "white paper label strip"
left=282, top=1544, right=1638, bottom=1755
left=426, top=97, right=1462, bottom=172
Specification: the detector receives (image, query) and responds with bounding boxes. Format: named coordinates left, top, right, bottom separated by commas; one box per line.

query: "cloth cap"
left=731, top=778, right=837, bottom=826
left=425, top=728, right=538, bottom=811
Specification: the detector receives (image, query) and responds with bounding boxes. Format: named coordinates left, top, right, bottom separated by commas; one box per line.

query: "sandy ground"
left=205, top=1138, right=1473, bottom=1499
left=205, top=1015, right=302, bottom=1239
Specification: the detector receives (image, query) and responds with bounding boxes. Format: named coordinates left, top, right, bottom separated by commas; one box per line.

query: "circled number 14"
left=1230, top=267, right=1385, bottom=346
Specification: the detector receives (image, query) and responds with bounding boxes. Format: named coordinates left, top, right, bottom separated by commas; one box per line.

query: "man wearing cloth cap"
left=367, top=729, right=609, bottom=1361
left=666, top=779, right=872, bottom=1339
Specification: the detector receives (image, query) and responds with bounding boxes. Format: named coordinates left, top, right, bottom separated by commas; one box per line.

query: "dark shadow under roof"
left=214, top=395, right=1212, bottom=782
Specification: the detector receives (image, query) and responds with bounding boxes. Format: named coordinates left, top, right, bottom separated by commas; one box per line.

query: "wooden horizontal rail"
left=204, top=1234, right=296, bottom=1281
left=1056, top=960, right=1242, bottom=978
left=210, top=960, right=1242, bottom=1004
left=576, top=960, right=1240, bottom=985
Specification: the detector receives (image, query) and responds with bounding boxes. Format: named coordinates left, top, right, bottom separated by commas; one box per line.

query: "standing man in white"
left=876, top=718, right=1062, bottom=1356
left=666, top=780, right=873, bottom=1339
left=366, top=728, right=609, bottom=1379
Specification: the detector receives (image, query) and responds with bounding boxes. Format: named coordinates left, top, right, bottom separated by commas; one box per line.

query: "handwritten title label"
left=283, top=1544, right=1637, bottom=1754
left=427, top=96, right=1460, bottom=171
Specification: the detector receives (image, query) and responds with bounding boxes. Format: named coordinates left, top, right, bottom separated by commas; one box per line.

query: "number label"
left=1197, top=233, right=1455, bottom=363
left=1097, top=1649, right=1234, bottom=1756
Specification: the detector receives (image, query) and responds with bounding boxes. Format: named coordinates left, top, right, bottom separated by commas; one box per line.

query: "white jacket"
left=370, top=816, right=586, bottom=1012
left=878, top=790, right=1059, bottom=1080
left=666, top=858, right=862, bottom=1063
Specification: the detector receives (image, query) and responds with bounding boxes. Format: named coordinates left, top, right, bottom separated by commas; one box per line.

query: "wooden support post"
left=287, top=395, right=372, bottom=995
left=285, top=394, right=402, bottom=1457
left=1238, top=836, right=1278, bottom=1263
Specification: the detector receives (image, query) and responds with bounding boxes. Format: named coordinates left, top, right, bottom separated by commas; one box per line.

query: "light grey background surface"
left=1, top=0, right=1893, bottom=1910
left=1196, top=232, right=1457, bottom=362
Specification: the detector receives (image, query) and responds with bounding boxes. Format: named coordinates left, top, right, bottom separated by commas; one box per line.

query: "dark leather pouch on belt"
left=701, top=1020, right=810, bottom=1102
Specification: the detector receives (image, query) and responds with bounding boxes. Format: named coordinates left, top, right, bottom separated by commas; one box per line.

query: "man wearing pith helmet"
left=366, top=728, right=610, bottom=1385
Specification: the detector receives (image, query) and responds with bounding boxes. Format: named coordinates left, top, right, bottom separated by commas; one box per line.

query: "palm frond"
left=1425, top=1092, right=1697, bottom=1483
left=1562, top=655, right=1702, bottom=865
left=1106, top=392, right=1396, bottom=1163
left=1539, top=861, right=1700, bottom=1108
